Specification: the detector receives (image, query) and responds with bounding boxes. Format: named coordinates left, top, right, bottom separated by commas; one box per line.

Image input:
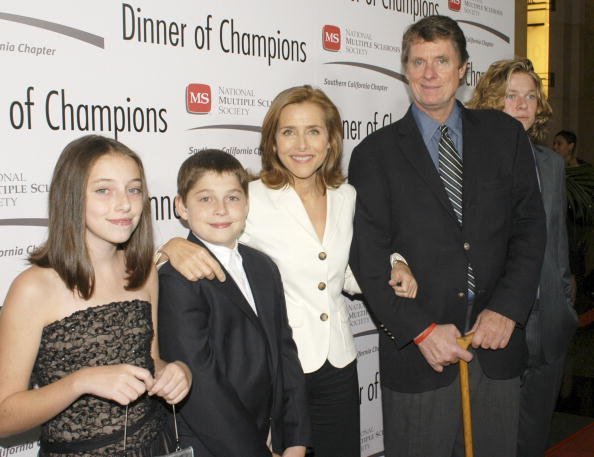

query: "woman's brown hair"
left=29, top=135, right=154, bottom=299
left=260, top=85, right=345, bottom=192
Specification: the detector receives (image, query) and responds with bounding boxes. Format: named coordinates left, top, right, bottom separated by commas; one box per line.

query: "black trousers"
left=305, top=359, right=360, bottom=457
left=517, top=355, right=566, bottom=457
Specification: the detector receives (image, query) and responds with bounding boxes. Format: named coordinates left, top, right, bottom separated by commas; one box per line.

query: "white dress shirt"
left=197, top=236, right=258, bottom=315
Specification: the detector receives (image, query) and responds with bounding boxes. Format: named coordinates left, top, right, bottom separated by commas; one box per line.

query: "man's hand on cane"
left=469, top=309, right=515, bottom=350
left=417, top=324, right=473, bottom=373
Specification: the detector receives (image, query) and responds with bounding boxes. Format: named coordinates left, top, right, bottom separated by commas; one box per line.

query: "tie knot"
left=439, top=124, right=449, bottom=136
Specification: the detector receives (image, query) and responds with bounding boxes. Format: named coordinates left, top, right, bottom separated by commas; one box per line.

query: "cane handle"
left=456, top=332, right=474, bottom=350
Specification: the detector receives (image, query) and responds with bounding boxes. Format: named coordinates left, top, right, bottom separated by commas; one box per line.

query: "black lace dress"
left=32, top=300, right=172, bottom=456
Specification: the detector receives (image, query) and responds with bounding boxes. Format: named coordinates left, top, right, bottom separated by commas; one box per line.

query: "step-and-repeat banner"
left=0, top=1, right=513, bottom=455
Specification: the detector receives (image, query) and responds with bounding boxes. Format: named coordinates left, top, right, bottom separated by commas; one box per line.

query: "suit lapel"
left=533, top=145, right=552, bottom=215
left=323, top=187, right=344, bottom=245
left=269, top=185, right=320, bottom=243
left=240, top=244, right=278, bottom=377
left=188, top=233, right=263, bottom=330
left=460, top=107, right=482, bottom=214
left=398, top=109, right=459, bottom=224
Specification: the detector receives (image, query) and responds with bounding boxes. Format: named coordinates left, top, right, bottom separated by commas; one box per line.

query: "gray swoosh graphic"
left=353, top=328, right=379, bottom=338
left=325, top=61, right=408, bottom=84
left=457, top=20, right=510, bottom=43
left=0, top=12, right=104, bottom=48
left=0, top=218, right=48, bottom=227
left=189, top=124, right=262, bottom=133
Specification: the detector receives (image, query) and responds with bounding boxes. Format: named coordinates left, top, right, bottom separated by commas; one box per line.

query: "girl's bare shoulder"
left=2, top=266, right=69, bottom=317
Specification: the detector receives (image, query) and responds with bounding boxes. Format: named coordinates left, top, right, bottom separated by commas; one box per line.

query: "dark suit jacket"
left=349, top=104, right=547, bottom=393
left=527, top=145, right=578, bottom=364
left=158, top=232, right=310, bottom=456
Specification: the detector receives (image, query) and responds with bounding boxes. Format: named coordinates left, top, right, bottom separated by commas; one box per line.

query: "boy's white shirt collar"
left=195, top=234, right=239, bottom=265
left=195, top=234, right=257, bottom=315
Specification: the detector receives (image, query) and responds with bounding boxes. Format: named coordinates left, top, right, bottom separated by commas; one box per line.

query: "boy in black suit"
left=158, top=150, right=310, bottom=457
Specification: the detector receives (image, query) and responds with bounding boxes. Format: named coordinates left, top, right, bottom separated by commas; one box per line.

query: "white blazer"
left=240, top=179, right=358, bottom=373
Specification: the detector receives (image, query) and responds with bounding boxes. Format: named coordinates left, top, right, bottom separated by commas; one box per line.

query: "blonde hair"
left=467, top=58, right=552, bottom=143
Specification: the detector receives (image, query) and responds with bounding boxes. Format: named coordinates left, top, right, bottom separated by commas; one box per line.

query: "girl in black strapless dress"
left=0, top=135, right=191, bottom=456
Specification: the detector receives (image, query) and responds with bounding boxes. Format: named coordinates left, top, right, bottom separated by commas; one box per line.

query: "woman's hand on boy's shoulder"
left=149, top=360, right=192, bottom=404
left=160, top=237, right=226, bottom=282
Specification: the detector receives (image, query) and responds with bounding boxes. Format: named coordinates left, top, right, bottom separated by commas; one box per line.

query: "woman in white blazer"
left=160, top=86, right=417, bottom=457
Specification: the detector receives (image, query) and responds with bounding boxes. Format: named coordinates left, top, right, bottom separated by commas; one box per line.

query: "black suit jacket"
left=527, top=145, right=578, bottom=363
left=349, top=104, right=547, bottom=393
left=158, top=232, right=310, bottom=456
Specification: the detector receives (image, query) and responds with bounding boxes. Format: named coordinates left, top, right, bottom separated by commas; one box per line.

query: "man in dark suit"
left=158, top=150, right=310, bottom=457
left=520, top=143, right=578, bottom=456
left=467, top=57, right=579, bottom=456
left=349, top=16, right=546, bottom=457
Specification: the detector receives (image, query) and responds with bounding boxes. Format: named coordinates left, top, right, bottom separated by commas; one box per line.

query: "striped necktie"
left=438, top=125, right=476, bottom=293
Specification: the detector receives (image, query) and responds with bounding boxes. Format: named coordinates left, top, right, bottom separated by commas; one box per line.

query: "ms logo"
left=322, top=25, right=341, bottom=52
left=186, top=84, right=211, bottom=114
left=448, top=0, right=462, bottom=12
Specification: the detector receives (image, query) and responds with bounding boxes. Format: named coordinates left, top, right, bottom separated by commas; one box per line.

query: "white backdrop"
left=0, top=1, right=514, bottom=455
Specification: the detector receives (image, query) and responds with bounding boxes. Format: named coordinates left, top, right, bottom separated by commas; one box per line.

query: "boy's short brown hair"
left=177, top=149, right=249, bottom=202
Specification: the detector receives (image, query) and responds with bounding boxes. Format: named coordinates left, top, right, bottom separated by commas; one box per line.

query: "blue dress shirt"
left=411, top=102, right=463, bottom=169
left=411, top=102, right=474, bottom=302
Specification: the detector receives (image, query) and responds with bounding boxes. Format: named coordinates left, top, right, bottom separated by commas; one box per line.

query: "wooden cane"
left=456, top=333, right=474, bottom=457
